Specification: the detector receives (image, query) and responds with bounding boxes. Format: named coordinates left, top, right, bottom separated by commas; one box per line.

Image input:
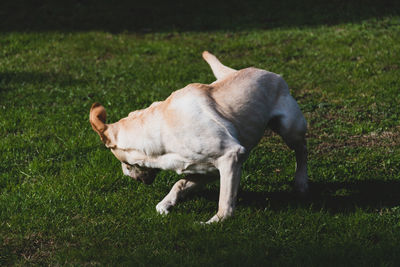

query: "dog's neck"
left=109, top=103, right=165, bottom=157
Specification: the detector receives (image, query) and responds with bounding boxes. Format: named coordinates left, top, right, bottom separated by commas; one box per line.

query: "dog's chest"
left=139, top=153, right=218, bottom=175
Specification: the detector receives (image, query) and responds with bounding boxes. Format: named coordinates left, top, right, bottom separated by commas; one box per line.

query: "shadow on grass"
left=0, top=71, right=84, bottom=88
left=1, top=0, right=399, bottom=33
left=196, top=180, right=400, bottom=213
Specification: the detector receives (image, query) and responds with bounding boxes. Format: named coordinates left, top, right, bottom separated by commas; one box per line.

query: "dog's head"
left=89, top=102, right=159, bottom=184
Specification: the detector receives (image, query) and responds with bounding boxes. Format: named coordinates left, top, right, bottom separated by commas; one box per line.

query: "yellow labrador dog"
left=90, top=51, right=308, bottom=223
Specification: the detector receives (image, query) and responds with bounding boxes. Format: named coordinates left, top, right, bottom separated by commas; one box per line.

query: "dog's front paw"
left=156, top=202, right=170, bottom=215
left=200, top=214, right=222, bottom=224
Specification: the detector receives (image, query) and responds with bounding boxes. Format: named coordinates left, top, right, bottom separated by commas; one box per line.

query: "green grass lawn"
left=1, top=1, right=400, bottom=265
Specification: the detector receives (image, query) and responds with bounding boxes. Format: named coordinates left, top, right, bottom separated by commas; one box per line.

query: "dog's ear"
left=90, top=102, right=109, bottom=144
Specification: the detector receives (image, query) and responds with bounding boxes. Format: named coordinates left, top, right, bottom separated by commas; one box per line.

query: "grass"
left=1, top=1, right=400, bottom=265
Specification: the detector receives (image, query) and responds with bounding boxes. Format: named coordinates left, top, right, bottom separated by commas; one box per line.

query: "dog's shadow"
left=195, top=180, right=400, bottom=213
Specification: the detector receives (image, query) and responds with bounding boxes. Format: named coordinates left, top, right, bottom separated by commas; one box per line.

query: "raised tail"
left=202, top=51, right=236, bottom=81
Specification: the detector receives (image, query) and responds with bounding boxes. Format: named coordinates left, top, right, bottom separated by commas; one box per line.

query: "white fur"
left=95, top=51, right=308, bottom=223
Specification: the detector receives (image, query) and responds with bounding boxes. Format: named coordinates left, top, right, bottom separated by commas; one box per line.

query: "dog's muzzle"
left=121, top=162, right=159, bottom=185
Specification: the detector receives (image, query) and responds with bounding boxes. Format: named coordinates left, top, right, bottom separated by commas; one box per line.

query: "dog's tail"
left=89, top=102, right=108, bottom=144
left=202, top=51, right=236, bottom=81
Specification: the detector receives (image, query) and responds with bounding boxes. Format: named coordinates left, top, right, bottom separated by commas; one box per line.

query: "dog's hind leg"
left=202, top=51, right=236, bottom=81
left=290, top=137, right=308, bottom=195
left=268, top=95, right=309, bottom=195
left=156, top=174, right=216, bottom=215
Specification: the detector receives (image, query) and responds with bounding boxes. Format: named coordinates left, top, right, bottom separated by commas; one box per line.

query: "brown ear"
left=90, top=102, right=108, bottom=144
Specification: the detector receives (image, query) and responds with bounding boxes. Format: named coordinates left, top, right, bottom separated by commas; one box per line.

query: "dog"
left=89, top=51, right=308, bottom=223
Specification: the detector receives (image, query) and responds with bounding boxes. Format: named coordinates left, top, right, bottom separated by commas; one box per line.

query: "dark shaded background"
left=1, top=0, right=399, bottom=33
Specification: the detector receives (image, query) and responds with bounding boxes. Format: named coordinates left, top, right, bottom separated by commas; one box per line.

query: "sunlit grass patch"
left=1, top=14, right=400, bottom=266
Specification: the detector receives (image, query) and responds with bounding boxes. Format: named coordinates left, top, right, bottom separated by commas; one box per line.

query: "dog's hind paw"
left=156, top=202, right=170, bottom=215
left=294, top=181, right=310, bottom=197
